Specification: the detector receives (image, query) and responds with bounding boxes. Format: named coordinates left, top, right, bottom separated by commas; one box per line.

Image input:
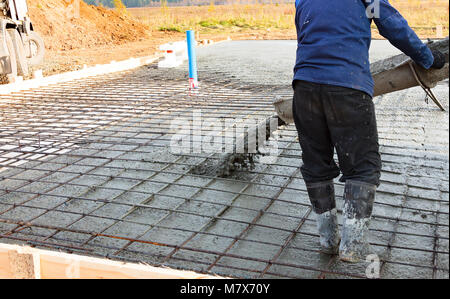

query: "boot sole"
left=320, top=248, right=339, bottom=255
left=339, top=251, right=362, bottom=263
left=320, top=238, right=341, bottom=255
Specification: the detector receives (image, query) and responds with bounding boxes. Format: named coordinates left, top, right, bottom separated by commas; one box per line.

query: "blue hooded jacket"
left=293, top=0, right=434, bottom=96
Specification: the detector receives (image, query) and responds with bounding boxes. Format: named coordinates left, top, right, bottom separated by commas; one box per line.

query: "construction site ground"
left=31, top=30, right=292, bottom=77
left=27, top=0, right=449, bottom=78
left=26, top=0, right=299, bottom=77
left=0, top=40, right=448, bottom=279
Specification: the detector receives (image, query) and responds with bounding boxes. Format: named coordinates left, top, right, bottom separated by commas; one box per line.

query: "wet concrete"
left=0, top=40, right=448, bottom=279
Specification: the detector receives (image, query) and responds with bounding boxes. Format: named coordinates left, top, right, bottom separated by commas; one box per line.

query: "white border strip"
left=0, top=37, right=232, bottom=95
left=0, top=242, right=225, bottom=279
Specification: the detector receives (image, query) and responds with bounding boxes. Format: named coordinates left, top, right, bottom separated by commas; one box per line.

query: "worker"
left=292, top=0, right=446, bottom=262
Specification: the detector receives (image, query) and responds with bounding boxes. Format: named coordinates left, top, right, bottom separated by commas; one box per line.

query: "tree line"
left=83, top=0, right=185, bottom=8
left=83, top=0, right=294, bottom=8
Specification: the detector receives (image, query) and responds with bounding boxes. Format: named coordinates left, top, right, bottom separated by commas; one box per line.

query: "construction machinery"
left=0, top=0, right=44, bottom=84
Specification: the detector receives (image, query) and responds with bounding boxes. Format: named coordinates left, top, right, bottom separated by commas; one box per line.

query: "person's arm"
left=364, top=0, right=444, bottom=69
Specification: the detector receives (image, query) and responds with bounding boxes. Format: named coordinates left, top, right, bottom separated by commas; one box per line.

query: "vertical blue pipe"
left=186, top=30, right=198, bottom=88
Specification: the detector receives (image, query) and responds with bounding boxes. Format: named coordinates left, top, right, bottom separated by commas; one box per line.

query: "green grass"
left=158, top=25, right=184, bottom=32
left=128, top=2, right=448, bottom=37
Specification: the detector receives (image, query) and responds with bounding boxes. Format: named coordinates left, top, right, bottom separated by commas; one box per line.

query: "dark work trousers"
left=292, top=80, right=381, bottom=186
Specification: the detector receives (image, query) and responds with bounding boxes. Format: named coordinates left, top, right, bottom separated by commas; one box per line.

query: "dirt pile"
left=28, top=0, right=150, bottom=51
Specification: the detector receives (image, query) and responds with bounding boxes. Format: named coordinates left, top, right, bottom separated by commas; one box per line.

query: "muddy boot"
left=339, top=180, right=377, bottom=263
left=306, top=181, right=340, bottom=254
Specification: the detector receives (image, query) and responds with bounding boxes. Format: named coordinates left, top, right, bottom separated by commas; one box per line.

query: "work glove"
left=429, top=48, right=446, bottom=69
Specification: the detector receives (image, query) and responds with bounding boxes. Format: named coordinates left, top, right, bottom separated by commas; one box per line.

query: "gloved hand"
left=429, top=48, right=446, bottom=69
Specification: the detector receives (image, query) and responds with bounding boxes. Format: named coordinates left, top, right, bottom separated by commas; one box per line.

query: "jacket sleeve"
left=364, top=0, right=434, bottom=69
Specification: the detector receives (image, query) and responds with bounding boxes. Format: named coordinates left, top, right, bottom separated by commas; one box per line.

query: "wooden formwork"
left=0, top=243, right=220, bottom=279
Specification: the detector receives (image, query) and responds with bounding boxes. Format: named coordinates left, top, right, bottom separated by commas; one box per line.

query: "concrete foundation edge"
left=0, top=243, right=224, bottom=279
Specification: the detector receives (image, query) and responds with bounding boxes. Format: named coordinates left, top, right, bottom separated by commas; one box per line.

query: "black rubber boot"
left=339, top=180, right=377, bottom=263
left=306, top=180, right=340, bottom=254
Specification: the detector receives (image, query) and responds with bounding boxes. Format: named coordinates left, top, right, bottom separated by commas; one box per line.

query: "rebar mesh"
left=0, top=64, right=448, bottom=279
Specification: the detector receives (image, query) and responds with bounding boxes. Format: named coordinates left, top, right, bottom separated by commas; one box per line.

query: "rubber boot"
left=339, top=180, right=377, bottom=263
left=306, top=180, right=340, bottom=254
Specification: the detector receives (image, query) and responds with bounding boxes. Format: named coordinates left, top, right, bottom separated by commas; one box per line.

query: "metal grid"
left=0, top=65, right=448, bottom=279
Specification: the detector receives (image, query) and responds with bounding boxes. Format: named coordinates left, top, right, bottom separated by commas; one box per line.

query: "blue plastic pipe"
left=186, top=30, right=198, bottom=88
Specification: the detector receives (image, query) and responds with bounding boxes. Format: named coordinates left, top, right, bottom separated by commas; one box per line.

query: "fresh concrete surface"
left=193, top=39, right=403, bottom=87
left=0, top=40, right=448, bottom=279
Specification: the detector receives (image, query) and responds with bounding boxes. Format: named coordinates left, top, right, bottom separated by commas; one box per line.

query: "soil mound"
left=28, top=0, right=150, bottom=51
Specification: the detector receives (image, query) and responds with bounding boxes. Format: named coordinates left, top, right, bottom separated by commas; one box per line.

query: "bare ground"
left=23, top=1, right=448, bottom=77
